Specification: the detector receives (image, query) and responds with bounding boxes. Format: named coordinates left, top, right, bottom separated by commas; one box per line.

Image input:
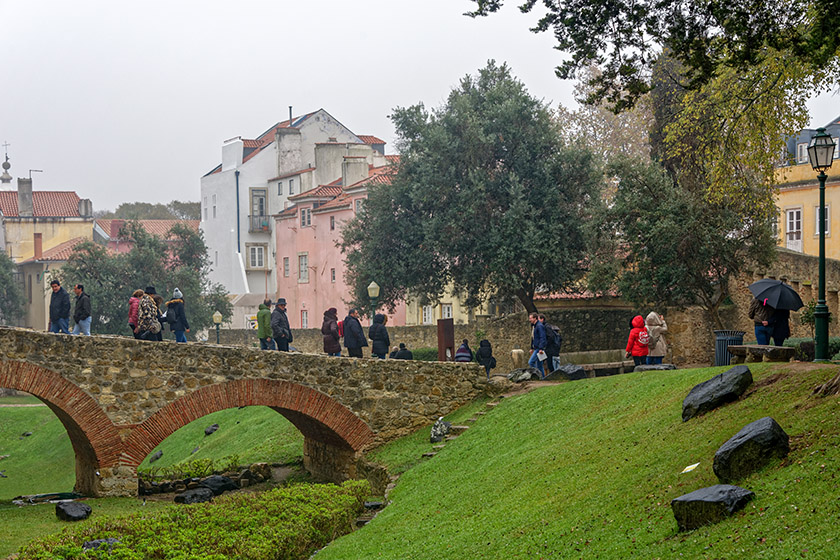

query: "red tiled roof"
left=0, top=191, right=82, bottom=218
left=358, top=135, right=385, bottom=145
left=288, top=185, right=343, bottom=201
left=277, top=204, right=298, bottom=218
left=313, top=192, right=353, bottom=212
left=268, top=167, right=316, bottom=182
left=385, top=155, right=400, bottom=164
left=21, top=236, right=89, bottom=263
left=96, top=219, right=200, bottom=239
left=344, top=164, right=396, bottom=190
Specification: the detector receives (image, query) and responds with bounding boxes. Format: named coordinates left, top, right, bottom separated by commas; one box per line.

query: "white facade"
left=200, top=109, right=364, bottom=302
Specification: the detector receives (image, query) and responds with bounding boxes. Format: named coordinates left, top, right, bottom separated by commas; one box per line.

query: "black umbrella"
left=748, top=279, right=804, bottom=311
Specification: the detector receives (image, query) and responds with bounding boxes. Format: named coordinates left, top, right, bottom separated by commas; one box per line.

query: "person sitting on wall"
left=394, top=343, right=414, bottom=360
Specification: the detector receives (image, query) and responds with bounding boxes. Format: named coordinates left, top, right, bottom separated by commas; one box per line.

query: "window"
left=797, top=143, right=808, bottom=164
left=247, top=244, right=266, bottom=269
left=355, top=199, right=364, bottom=214
left=283, top=257, right=290, bottom=277
left=278, top=182, right=283, bottom=196
left=298, top=253, right=309, bottom=283
left=422, top=305, right=434, bottom=325
left=815, top=205, right=831, bottom=235
left=301, top=310, right=308, bottom=329
left=330, top=216, right=335, bottom=231
left=786, top=208, right=802, bottom=252
left=249, top=188, right=268, bottom=231
left=834, top=138, right=839, bottom=160
left=289, top=179, right=295, bottom=195
left=212, top=194, right=217, bottom=218
left=203, top=197, right=208, bottom=220
left=331, top=268, right=336, bottom=283
left=300, top=208, right=311, bottom=227
left=441, top=304, right=453, bottom=319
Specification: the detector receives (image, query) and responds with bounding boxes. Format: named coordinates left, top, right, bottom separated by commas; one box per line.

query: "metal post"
left=216, top=323, right=220, bottom=345
left=815, top=170, right=830, bottom=361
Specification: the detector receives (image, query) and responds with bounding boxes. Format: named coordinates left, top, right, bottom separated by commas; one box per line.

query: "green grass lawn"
left=319, top=363, right=840, bottom=559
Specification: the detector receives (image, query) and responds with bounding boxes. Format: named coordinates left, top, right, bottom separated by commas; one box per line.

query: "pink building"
left=274, top=159, right=405, bottom=329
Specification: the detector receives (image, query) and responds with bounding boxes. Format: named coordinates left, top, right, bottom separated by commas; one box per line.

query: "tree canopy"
left=0, top=252, right=25, bottom=325
left=96, top=200, right=200, bottom=220
left=55, top=222, right=230, bottom=338
left=341, top=61, right=602, bottom=313
left=468, top=0, right=840, bottom=110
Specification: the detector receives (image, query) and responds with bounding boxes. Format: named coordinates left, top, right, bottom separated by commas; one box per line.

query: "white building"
left=200, top=108, right=387, bottom=327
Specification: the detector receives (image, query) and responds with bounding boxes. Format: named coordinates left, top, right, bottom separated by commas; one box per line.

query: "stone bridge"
left=0, top=327, right=486, bottom=496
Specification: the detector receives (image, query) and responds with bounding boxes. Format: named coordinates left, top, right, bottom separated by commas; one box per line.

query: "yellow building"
left=775, top=118, right=840, bottom=257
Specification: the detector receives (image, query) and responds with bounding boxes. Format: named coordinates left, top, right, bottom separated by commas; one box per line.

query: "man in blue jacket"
left=528, top=312, right=547, bottom=379
left=48, top=280, right=71, bottom=334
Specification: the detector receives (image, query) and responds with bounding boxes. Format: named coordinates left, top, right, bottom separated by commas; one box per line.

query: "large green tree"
left=56, top=222, right=230, bottom=338
left=0, top=252, right=25, bottom=325
left=96, top=200, right=200, bottom=220
left=341, top=61, right=602, bottom=314
left=468, top=0, right=840, bottom=111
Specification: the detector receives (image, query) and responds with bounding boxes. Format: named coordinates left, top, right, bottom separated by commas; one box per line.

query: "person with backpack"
left=645, top=312, right=668, bottom=365
left=165, top=288, right=190, bottom=343
left=528, top=312, right=548, bottom=378
left=135, top=288, right=162, bottom=341
left=539, top=314, right=562, bottom=374
left=454, top=339, right=474, bottom=362
left=625, top=315, right=649, bottom=366
left=368, top=313, right=391, bottom=359
left=476, top=339, right=496, bottom=379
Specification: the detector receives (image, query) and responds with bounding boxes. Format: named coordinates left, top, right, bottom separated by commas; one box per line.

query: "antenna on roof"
left=289, top=106, right=293, bottom=126
left=29, top=169, right=43, bottom=179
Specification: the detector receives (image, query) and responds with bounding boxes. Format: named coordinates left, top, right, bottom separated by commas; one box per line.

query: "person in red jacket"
left=625, top=315, right=650, bottom=366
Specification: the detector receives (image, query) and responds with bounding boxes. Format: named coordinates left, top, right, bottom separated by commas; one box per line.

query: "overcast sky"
left=1, top=0, right=837, bottom=211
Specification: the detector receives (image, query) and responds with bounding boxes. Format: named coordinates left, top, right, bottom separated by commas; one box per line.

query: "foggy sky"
left=1, top=0, right=837, bottom=211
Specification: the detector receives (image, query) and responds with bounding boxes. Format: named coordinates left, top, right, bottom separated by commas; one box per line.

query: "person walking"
left=369, top=313, right=390, bottom=359
left=342, top=308, right=367, bottom=358
left=528, top=312, right=548, bottom=378
left=539, top=314, right=562, bottom=373
left=322, top=307, right=341, bottom=356
left=256, top=299, right=275, bottom=350
left=394, top=343, right=414, bottom=360
left=455, top=339, right=474, bottom=362
left=476, top=339, right=496, bottom=379
left=48, top=280, right=71, bottom=334
left=271, top=298, right=292, bottom=351
left=645, top=312, right=668, bottom=365
left=165, top=288, right=190, bottom=343
left=71, top=284, right=92, bottom=336
left=128, top=289, right=144, bottom=339
left=625, top=315, right=649, bottom=366
left=748, top=297, right=774, bottom=345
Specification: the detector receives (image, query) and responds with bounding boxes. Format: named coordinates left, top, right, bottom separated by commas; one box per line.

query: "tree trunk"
left=515, top=287, right=538, bottom=314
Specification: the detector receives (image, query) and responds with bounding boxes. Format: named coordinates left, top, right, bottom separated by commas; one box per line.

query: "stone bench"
left=581, top=360, right=637, bottom=377
left=727, top=345, right=795, bottom=364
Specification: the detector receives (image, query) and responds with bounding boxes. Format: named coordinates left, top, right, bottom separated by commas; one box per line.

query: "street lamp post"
left=807, top=127, right=836, bottom=361
left=212, top=310, right=223, bottom=344
left=367, top=281, right=380, bottom=316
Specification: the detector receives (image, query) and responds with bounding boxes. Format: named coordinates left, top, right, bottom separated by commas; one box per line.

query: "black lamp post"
left=807, top=127, right=836, bottom=361
left=367, top=281, right=380, bottom=316
left=212, top=310, right=223, bottom=344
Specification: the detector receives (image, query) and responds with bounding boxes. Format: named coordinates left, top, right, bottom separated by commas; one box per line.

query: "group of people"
left=748, top=297, right=790, bottom=346
left=47, top=280, right=91, bottom=335
left=625, top=312, right=669, bottom=366
left=127, top=286, right=190, bottom=342
left=527, top=312, right=564, bottom=379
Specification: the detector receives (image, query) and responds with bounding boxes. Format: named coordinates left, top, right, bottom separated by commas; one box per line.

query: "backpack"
left=637, top=328, right=650, bottom=347
left=647, top=327, right=660, bottom=349
left=337, top=320, right=344, bottom=338
left=546, top=324, right=563, bottom=351
left=137, top=296, right=161, bottom=334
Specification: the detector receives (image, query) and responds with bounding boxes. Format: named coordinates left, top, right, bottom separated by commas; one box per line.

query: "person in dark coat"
left=772, top=308, right=791, bottom=346
left=48, top=280, right=71, bottom=334
left=165, top=288, right=190, bottom=343
left=394, top=343, right=414, bottom=360
left=528, top=312, right=548, bottom=378
left=342, top=308, right=367, bottom=358
left=72, top=284, right=92, bottom=335
left=476, top=339, right=495, bottom=379
left=454, top=339, right=474, bottom=362
left=271, top=298, right=292, bottom=351
left=368, top=313, right=390, bottom=359
left=322, top=307, right=341, bottom=356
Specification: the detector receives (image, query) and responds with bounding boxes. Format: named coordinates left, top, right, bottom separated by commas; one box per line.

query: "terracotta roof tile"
left=95, top=219, right=199, bottom=239
left=313, top=192, right=353, bottom=212
left=358, top=135, right=385, bottom=145
left=288, top=185, right=343, bottom=201
left=0, top=191, right=82, bottom=218
left=21, top=236, right=89, bottom=263
left=277, top=204, right=299, bottom=218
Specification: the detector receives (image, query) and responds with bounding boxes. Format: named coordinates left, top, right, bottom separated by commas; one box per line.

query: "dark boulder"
left=149, top=450, right=163, bottom=463
left=713, top=417, right=790, bottom=482
left=56, top=501, right=92, bottom=521
left=634, top=364, right=677, bottom=372
left=205, top=423, right=219, bottom=436
left=174, top=487, right=214, bottom=504
left=200, top=475, right=239, bottom=496
left=364, top=501, right=384, bottom=510
left=551, top=364, right=587, bottom=381
left=507, top=368, right=541, bottom=383
left=682, top=366, right=753, bottom=422
left=430, top=417, right=452, bottom=443
left=83, top=538, right=120, bottom=551
left=671, top=484, right=754, bottom=531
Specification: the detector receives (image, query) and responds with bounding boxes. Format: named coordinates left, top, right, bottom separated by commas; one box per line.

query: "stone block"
left=56, top=501, right=92, bottom=522
left=511, top=349, right=526, bottom=370
left=200, top=475, right=239, bottom=496
left=174, top=487, right=214, bottom=504
left=671, top=484, right=754, bottom=531
left=633, top=364, right=677, bottom=372
left=713, top=417, right=790, bottom=482
left=550, top=364, right=586, bottom=381
left=682, top=365, right=753, bottom=422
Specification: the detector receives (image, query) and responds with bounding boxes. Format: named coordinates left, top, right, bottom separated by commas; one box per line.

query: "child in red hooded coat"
left=625, top=315, right=650, bottom=366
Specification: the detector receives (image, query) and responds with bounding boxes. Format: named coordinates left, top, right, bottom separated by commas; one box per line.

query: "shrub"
left=139, top=454, right=241, bottom=480
left=412, top=347, right=439, bottom=361
left=17, top=480, right=370, bottom=560
left=782, top=337, right=840, bottom=361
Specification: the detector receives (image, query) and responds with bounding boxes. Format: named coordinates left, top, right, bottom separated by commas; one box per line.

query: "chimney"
left=17, top=177, right=33, bottom=217
left=78, top=198, right=93, bottom=218
left=34, top=232, right=42, bottom=260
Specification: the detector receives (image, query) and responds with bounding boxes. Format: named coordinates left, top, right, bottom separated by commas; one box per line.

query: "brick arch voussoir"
left=0, top=359, right=123, bottom=467
left=123, top=378, right=373, bottom=467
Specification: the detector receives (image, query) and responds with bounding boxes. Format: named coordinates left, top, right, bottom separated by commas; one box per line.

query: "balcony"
left=248, top=215, right=271, bottom=233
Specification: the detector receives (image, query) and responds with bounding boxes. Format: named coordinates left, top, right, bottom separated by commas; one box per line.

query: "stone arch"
left=122, top=378, right=374, bottom=467
left=0, top=360, right=123, bottom=495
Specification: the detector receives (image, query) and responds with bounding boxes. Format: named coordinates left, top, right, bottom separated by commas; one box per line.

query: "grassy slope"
left=320, top=363, right=840, bottom=559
